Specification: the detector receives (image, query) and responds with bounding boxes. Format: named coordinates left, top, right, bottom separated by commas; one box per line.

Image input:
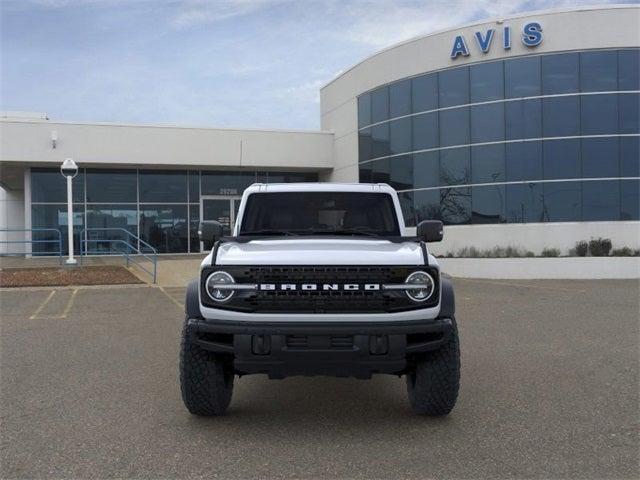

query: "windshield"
left=239, top=192, right=400, bottom=236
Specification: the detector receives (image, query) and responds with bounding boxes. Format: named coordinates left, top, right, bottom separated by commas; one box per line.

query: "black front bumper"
left=187, top=317, right=453, bottom=379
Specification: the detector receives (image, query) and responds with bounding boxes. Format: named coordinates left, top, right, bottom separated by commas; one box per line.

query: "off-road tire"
left=406, top=317, right=460, bottom=416
left=180, top=317, right=234, bottom=416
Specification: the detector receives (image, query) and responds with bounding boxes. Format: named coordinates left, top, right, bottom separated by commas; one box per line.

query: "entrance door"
left=200, top=196, right=241, bottom=251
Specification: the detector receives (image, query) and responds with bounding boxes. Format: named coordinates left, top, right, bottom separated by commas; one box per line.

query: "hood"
left=203, top=238, right=427, bottom=266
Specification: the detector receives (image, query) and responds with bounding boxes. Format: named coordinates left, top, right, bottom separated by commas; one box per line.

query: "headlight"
left=404, top=271, right=435, bottom=302
left=205, top=271, right=235, bottom=302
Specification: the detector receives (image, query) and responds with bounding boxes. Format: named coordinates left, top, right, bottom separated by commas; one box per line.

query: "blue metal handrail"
left=0, top=228, right=63, bottom=264
left=79, top=227, right=157, bottom=283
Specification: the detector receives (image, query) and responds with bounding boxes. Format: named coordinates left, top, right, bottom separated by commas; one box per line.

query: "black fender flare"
left=439, top=277, right=455, bottom=318
left=185, top=278, right=203, bottom=319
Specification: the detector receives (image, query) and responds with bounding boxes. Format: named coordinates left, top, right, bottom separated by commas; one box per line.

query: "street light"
left=60, top=158, right=78, bottom=265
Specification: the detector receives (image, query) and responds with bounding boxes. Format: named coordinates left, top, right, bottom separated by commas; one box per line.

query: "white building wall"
left=0, top=187, right=26, bottom=254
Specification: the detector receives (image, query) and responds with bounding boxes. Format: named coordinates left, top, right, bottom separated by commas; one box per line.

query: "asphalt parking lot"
left=1, top=279, right=638, bottom=479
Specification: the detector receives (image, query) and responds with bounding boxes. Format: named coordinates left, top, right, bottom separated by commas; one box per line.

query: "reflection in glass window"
left=621, top=179, right=640, bottom=220
left=543, top=139, right=581, bottom=180
left=388, top=155, right=413, bottom=191
left=583, top=180, right=620, bottom=221
left=370, top=86, right=389, bottom=123
left=506, top=183, right=544, bottom=223
left=440, top=147, right=470, bottom=186
left=359, top=163, right=373, bottom=183
left=371, top=158, right=390, bottom=184
left=86, top=205, right=138, bottom=254
left=359, top=128, right=373, bottom=162
left=412, top=73, right=438, bottom=113
left=470, top=61, right=504, bottom=102
left=414, top=189, right=441, bottom=223
left=542, top=52, right=579, bottom=94
left=472, top=185, right=505, bottom=224
left=201, top=171, right=255, bottom=196
left=439, top=67, right=469, bottom=107
left=412, top=112, right=438, bottom=151
left=31, top=168, right=85, bottom=203
left=620, top=137, right=640, bottom=177
left=371, top=123, right=390, bottom=158
left=389, top=117, right=412, bottom=155
left=188, top=171, right=200, bottom=202
left=471, top=144, right=505, bottom=183
left=139, top=170, right=187, bottom=203
left=506, top=142, right=543, bottom=182
left=189, top=205, right=200, bottom=253
left=470, top=103, right=504, bottom=143
left=581, top=94, right=618, bottom=135
left=582, top=137, right=619, bottom=178
left=358, top=94, right=371, bottom=128
left=31, top=204, right=84, bottom=255
left=580, top=51, right=618, bottom=92
left=398, top=191, right=416, bottom=227
left=505, top=99, right=542, bottom=140
left=440, top=187, right=471, bottom=225
left=619, top=93, right=639, bottom=134
left=543, top=96, right=580, bottom=137
left=542, top=181, right=581, bottom=222
left=439, top=108, right=470, bottom=147
left=86, top=169, right=137, bottom=203
left=140, top=205, right=188, bottom=253
left=390, top=79, right=411, bottom=118
left=618, top=49, right=640, bottom=91
left=505, top=56, right=541, bottom=98
left=413, top=152, right=440, bottom=189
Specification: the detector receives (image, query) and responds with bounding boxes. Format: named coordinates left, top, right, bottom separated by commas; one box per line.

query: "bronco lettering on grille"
left=259, top=283, right=381, bottom=291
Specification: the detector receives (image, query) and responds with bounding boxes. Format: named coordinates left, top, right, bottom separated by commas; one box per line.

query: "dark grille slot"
left=286, top=335, right=308, bottom=348
left=331, top=336, right=354, bottom=348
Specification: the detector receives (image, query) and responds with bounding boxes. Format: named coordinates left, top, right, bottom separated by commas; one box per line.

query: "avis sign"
left=450, top=22, right=543, bottom=59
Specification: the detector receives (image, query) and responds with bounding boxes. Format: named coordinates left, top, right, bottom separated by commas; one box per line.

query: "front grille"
left=285, top=335, right=355, bottom=350
left=201, top=265, right=438, bottom=313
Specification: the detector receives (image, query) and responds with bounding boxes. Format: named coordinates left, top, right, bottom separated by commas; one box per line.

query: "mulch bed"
left=0, top=266, right=143, bottom=287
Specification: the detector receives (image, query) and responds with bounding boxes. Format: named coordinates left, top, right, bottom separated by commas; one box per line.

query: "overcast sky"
left=1, top=0, right=636, bottom=130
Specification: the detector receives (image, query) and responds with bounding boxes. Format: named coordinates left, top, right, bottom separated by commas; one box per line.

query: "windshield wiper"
left=240, top=229, right=299, bottom=236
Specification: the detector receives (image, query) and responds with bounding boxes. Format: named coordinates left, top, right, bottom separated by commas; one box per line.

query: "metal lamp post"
left=60, top=158, right=78, bottom=265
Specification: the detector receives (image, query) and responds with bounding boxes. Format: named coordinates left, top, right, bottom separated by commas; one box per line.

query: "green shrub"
left=574, top=240, right=588, bottom=257
left=589, top=237, right=612, bottom=257
left=610, top=247, right=640, bottom=257
left=541, top=248, right=560, bottom=257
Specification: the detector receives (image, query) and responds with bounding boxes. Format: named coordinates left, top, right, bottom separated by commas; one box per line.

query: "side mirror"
left=417, top=220, right=443, bottom=242
left=199, top=221, right=225, bottom=250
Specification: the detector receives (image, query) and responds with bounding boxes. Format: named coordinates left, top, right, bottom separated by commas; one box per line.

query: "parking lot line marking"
left=58, top=289, right=79, bottom=319
left=158, top=286, right=184, bottom=310
left=29, top=290, right=56, bottom=319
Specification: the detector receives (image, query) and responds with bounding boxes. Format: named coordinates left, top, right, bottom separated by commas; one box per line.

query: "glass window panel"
left=543, top=139, right=581, bottom=180
left=413, top=151, right=440, bottom=189
left=440, top=187, right=471, bottom=225
left=188, top=171, right=199, bottom=202
left=370, top=86, right=389, bottom=123
left=389, top=117, right=412, bottom=155
left=471, top=185, right=505, bottom=224
left=358, top=94, right=371, bottom=128
left=388, top=155, right=413, bottom=191
left=621, top=179, right=639, bottom=220
left=505, top=99, right=542, bottom=140
left=506, top=142, right=543, bottom=182
left=439, top=67, right=469, bottom=107
left=439, top=108, right=469, bottom=147
left=470, top=61, right=504, bottom=102
left=266, top=172, right=317, bottom=183
left=31, top=204, right=84, bottom=255
left=359, top=163, right=373, bottom=183
left=581, top=94, right=618, bottom=135
left=139, top=205, right=188, bottom=253
left=582, top=180, right=620, bottom=221
left=86, top=205, right=137, bottom=254
left=471, top=144, right=505, bottom=183
left=505, top=56, right=541, bottom=98
left=580, top=51, right=618, bottom=92
left=542, top=96, right=580, bottom=137
left=440, top=147, right=470, bottom=186
left=201, top=171, right=255, bottom=196
left=582, top=137, right=619, bottom=178
left=543, top=181, right=581, bottom=222
left=139, top=170, right=187, bottom=203
left=398, top=191, right=416, bottom=227
left=470, top=103, right=504, bottom=143
left=618, top=49, right=640, bottom=91
left=412, top=112, right=438, bottom=150
left=371, top=123, right=390, bottom=158
left=189, top=204, right=200, bottom=253
left=619, top=93, right=639, bottom=134
left=31, top=168, right=84, bottom=203
left=542, top=52, right=579, bottom=94
left=86, top=169, right=136, bottom=203
left=371, top=158, right=390, bottom=184
left=389, top=79, right=411, bottom=118
left=620, top=137, right=640, bottom=177
left=506, top=183, right=544, bottom=223
left=414, top=189, right=441, bottom=223
left=359, top=128, right=373, bottom=162
left=412, top=73, right=438, bottom=113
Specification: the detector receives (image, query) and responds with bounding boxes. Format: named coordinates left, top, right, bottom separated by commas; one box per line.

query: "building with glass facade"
left=1, top=5, right=639, bottom=256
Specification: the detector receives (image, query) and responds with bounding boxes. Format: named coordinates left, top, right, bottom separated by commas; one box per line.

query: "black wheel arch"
left=185, top=278, right=203, bottom=319
left=439, top=277, right=455, bottom=318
